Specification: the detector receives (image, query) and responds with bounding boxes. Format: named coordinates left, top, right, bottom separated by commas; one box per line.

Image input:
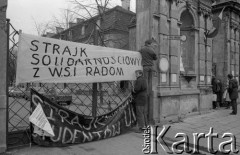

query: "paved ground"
left=4, top=105, right=240, bottom=155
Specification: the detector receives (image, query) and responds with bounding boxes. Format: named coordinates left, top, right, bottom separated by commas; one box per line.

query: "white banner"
left=16, top=33, right=142, bottom=84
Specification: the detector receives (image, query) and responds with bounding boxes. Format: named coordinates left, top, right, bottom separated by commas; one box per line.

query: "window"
left=81, top=25, right=85, bottom=35
left=68, top=29, right=73, bottom=41
left=96, top=19, right=101, bottom=30
left=180, top=10, right=195, bottom=74
left=60, top=34, right=65, bottom=40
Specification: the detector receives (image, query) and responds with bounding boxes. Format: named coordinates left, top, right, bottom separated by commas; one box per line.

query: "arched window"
left=180, top=10, right=195, bottom=74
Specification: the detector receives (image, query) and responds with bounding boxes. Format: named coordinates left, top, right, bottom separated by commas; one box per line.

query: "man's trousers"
left=136, top=105, right=148, bottom=128
left=231, top=99, right=237, bottom=114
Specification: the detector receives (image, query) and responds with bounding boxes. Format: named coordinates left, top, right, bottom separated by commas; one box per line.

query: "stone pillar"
left=136, top=0, right=151, bottom=51
left=0, top=0, right=8, bottom=153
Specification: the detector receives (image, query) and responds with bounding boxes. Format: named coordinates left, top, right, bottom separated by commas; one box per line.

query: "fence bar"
left=92, top=24, right=99, bottom=117
left=92, top=83, right=98, bottom=117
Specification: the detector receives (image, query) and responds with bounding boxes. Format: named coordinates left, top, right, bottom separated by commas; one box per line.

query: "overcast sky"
left=7, top=0, right=135, bottom=35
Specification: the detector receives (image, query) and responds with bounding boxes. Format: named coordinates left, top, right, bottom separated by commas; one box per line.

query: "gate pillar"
left=0, top=0, right=8, bottom=153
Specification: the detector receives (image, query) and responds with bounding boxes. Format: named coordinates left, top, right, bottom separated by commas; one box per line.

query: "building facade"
left=212, top=0, right=240, bottom=86
left=131, top=0, right=215, bottom=124
left=51, top=6, right=135, bottom=50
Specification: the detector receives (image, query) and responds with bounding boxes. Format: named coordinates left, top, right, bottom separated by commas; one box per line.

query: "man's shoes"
left=225, top=107, right=230, bottom=109
left=230, top=112, right=237, bottom=115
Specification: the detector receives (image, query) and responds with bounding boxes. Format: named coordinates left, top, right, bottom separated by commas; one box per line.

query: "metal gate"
left=6, top=19, right=133, bottom=149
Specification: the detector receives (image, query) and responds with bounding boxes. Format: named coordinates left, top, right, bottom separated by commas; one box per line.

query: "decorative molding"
left=225, top=11, right=230, bottom=17
left=168, top=0, right=186, bottom=7
left=186, top=1, right=192, bottom=10
left=177, top=21, right=182, bottom=26
left=180, top=71, right=196, bottom=83
left=180, top=26, right=199, bottom=31
left=157, top=89, right=200, bottom=97
left=153, top=13, right=161, bottom=18
left=184, top=75, right=196, bottom=83
left=197, top=0, right=212, bottom=18
left=230, top=20, right=239, bottom=30
left=198, top=7, right=211, bottom=18
left=176, top=0, right=185, bottom=7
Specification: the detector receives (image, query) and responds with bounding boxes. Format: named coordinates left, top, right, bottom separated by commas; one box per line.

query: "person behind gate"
left=132, top=70, right=148, bottom=133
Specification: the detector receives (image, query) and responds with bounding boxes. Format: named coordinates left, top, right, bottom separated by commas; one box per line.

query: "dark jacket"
left=139, top=45, right=157, bottom=66
left=133, top=76, right=147, bottom=106
left=228, top=79, right=239, bottom=100
left=212, top=78, right=221, bottom=94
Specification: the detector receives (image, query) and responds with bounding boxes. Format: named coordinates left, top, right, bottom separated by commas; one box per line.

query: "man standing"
left=132, top=70, right=148, bottom=133
left=227, top=74, right=238, bottom=115
left=217, top=79, right=223, bottom=107
left=139, top=39, right=157, bottom=81
left=211, top=76, right=220, bottom=109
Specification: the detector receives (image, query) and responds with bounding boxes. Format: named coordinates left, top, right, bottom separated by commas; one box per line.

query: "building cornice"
left=212, top=1, right=240, bottom=15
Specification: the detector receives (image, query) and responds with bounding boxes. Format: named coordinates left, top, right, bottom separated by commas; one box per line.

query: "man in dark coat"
left=215, top=79, right=223, bottom=107
left=227, top=74, right=238, bottom=115
left=217, top=79, right=223, bottom=107
left=139, top=39, right=157, bottom=82
left=132, top=70, right=148, bottom=133
left=211, top=76, right=220, bottom=109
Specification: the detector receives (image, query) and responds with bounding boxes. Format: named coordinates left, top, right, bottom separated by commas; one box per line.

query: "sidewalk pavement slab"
left=4, top=130, right=172, bottom=155
left=4, top=106, right=240, bottom=155
left=158, top=106, right=240, bottom=155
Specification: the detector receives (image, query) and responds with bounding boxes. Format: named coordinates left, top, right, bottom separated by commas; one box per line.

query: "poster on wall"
left=30, top=89, right=136, bottom=146
left=16, top=33, right=142, bottom=84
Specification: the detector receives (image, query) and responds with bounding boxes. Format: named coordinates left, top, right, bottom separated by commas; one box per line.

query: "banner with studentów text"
left=30, top=89, right=136, bottom=146
left=16, top=33, right=142, bottom=84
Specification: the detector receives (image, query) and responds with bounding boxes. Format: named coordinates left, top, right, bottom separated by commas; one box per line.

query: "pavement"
left=4, top=105, right=240, bottom=155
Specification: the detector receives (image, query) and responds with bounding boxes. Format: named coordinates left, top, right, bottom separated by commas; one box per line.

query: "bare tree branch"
left=84, top=29, right=95, bottom=44
left=32, top=17, right=57, bottom=35
left=33, top=0, right=119, bottom=45
left=32, top=16, right=42, bottom=36
left=70, top=0, right=97, bottom=18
